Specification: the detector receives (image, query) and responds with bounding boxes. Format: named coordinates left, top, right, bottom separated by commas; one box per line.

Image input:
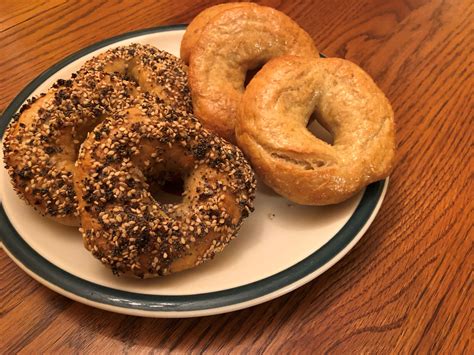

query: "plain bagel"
left=180, top=2, right=258, bottom=65
left=236, top=56, right=396, bottom=205
left=187, top=4, right=319, bottom=142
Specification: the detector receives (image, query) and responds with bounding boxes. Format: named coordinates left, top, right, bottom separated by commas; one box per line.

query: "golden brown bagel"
left=236, top=56, right=396, bottom=205
left=180, top=2, right=258, bottom=64
left=2, top=44, right=191, bottom=225
left=74, top=102, right=256, bottom=278
left=187, top=4, right=319, bottom=142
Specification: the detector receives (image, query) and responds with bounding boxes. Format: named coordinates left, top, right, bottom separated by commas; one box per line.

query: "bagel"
left=187, top=4, right=319, bottom=142
left=83, top=43, right=192, bottom=113
left=3, top=44, right=191, bottom=225
left=236, top=56, right=396, bottom=205
left=74, top=101, right=256, bottom=277
left=180, top=2, right=258, bottom=65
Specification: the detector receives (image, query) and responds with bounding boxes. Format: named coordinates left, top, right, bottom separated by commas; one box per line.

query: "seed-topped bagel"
left=74, top=101, right=256, bottom=277
left=83, top=43, right=192, bottom=113
left=3, top=71, right=139, bottom=225
left=3, top=44, right=192, bottom=225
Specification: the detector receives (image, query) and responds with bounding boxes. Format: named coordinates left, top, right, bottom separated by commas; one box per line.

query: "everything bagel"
left=83, top=43, right=192, bottom=113
left=74, top=102, right=256, bottom=277
left=236, top=56, right=396, bottom=205
left=3, top=44, right=191, bottom=225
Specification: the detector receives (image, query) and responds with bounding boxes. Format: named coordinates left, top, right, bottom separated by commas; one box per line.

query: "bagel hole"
left=307, top=113, right=334, bottom=145
left=71, top=116, right=107, bottom=160
left=148, top=174, right=185, bottom=205
left=244, top=64, right=264, bottom=88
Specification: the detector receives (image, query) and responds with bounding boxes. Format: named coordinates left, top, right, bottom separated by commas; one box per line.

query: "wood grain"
left=1, top=0, right=472, bottom=353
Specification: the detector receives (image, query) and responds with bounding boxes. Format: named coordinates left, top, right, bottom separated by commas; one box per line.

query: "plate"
left=0, top=25, right=388, bottom=317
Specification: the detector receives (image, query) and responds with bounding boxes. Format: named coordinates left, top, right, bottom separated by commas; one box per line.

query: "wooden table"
left=1, top=0, right=472, bottom=353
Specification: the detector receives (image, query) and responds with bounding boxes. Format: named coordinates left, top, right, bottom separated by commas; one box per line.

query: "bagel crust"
left=236, top=56, right=396, bottom=205
left=74, top=102, right=256, bottom=278
left=187, top=4, right=319, bottom=142
left=180, top=2, right=258, bottom=65
left=3, top=44, right=191, bottom=225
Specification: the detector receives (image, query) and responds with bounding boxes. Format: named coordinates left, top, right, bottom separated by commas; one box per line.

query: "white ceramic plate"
left=0, top=25, right=388, bottom=317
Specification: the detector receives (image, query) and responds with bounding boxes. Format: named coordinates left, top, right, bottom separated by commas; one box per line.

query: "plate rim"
left=0, top=24, right=388, bottom=317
